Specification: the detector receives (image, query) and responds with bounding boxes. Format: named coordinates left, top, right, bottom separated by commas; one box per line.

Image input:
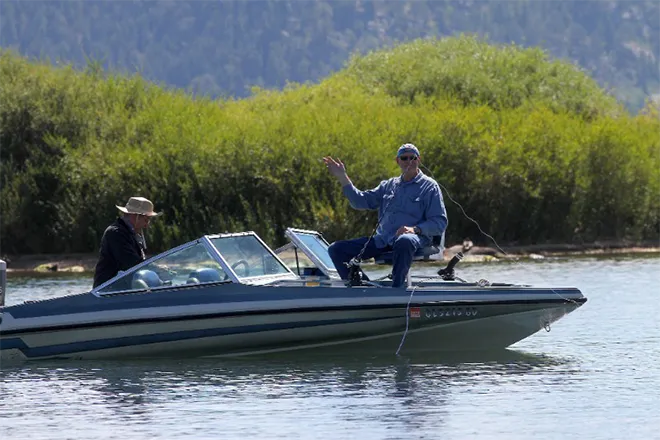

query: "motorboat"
left=0, top=228, right=586, bottom=362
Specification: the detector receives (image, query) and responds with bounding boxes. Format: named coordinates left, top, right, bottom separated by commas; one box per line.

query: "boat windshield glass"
left=294, top=233, right=335, bottom=269
left=97, top=242, right=226, bottom=294
left=275, top=243, right=316, bottom=273
left=210, top=235, right=290, bottom=279
left=280, top=229, right=339, bottom=279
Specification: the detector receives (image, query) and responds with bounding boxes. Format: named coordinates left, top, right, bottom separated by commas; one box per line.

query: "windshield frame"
left=92, top=231, right=298, bottom=296
left=206, top=231, right=298, bottom=284
left=92, top=238, right=216, bottom=297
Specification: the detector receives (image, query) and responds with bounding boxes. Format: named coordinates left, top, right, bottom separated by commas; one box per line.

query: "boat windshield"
left=282, top=228, right=340, bottom=279
left=97, top=241, right=227, bottom=294
left=209, top=235, right=291, bottom=279
left=295, top=233, right=335, bottom=269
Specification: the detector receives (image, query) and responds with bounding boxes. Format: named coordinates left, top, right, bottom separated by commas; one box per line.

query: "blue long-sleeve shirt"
left=342, top=171, right=448, bottom=248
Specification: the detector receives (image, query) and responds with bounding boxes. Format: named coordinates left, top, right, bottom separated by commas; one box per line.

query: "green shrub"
left=1, top=37, right=658, bottom=255
left=344, top=35, right=623, bottom=119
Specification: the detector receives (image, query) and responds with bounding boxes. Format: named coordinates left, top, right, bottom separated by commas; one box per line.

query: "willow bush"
left=344, top=35, right=625, bottom=119
left=1, top=35, right=658, bottom=255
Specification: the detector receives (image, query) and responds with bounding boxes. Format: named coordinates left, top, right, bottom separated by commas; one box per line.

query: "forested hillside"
left=0, top=0, right=657, bottom=112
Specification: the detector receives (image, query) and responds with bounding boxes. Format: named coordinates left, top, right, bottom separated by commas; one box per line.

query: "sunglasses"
left=399, top=155, right=418, bottom=161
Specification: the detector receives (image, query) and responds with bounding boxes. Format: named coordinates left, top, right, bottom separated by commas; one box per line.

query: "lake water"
left=1, top=255, right=659, bottom=440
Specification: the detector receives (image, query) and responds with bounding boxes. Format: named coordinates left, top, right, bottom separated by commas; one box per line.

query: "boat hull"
left=0, top=297, right=583, bottom=362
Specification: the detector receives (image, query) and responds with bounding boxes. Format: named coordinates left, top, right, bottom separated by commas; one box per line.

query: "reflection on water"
left=4, top=273, right=92, bottom=305
left=0, top=348, right=574, bottom=440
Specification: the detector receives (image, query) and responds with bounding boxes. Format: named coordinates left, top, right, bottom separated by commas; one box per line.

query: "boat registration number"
left=410, top=306, right=479, bottom=319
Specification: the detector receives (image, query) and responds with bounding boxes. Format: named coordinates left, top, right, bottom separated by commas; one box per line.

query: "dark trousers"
left=327, top=234, right=423, bottom=288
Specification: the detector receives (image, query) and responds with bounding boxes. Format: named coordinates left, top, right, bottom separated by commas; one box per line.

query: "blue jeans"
left=327, top=234, right=424, bottom=288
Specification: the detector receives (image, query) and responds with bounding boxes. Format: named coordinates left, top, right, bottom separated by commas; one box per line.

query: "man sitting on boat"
left=93, top=196, right=162, bottom=288
left=323, top=143, right=448, bottom=288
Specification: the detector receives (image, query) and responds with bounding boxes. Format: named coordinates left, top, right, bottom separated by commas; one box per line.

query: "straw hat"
left=116, top=197, right=162, bottom=217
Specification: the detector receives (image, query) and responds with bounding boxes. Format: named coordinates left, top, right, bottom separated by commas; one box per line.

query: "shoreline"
left=2, top=241, right=659, bottom=274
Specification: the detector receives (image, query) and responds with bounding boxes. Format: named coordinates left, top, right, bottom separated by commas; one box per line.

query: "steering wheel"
left=230, top=259, right=250, bottom=277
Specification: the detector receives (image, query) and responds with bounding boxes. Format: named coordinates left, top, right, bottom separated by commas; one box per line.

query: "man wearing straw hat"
left=93, top=197, right=162, bottom=288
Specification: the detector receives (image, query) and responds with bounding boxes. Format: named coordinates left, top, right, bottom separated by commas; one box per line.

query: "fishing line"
left=418, top=162, right=581, bottom=306
left=394, top=160, right=580, bottom=356
left=396, top=282, right=418, bottom=356
left=394, top=273, right=438, bottom=356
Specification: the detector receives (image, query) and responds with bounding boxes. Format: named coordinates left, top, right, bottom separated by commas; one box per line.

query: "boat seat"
left=187, top=268, right=223, bottom=284
left=132, top=269, right=163, bottom=290
left=374, top=234, right=445, bottom=264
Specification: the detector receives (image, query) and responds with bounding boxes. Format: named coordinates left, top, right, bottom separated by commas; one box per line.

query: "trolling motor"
left=437, top=252, right=464, bottom=281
